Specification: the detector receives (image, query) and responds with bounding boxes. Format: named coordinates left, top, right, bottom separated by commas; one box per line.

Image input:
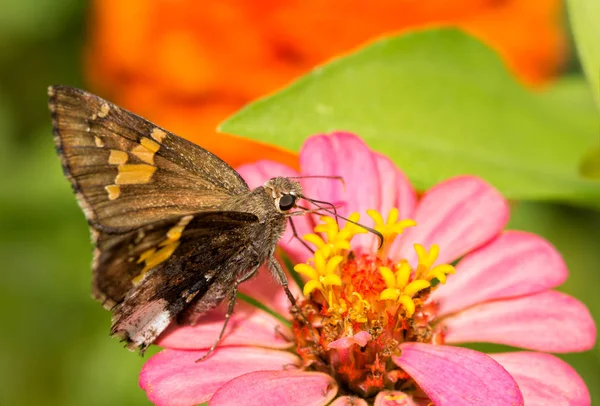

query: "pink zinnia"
left=140, top=133, right=595, bottom=405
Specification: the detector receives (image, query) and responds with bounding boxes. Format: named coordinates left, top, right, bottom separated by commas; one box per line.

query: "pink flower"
left=140, top=133, right=595, bottom=405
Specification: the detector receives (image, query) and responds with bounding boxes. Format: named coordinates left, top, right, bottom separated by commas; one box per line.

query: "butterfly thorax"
left=218, top=185, right=289, bottom=256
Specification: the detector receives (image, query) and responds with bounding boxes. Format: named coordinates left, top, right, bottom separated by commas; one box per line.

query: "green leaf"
left=567, top=0, right=600, bottom=109
left=580, top=147, right=600, bottom=180
left=221, top=29, right=600, bottom=209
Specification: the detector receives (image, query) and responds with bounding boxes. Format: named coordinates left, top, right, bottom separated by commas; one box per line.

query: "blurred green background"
left=0, top=1, right=598, bottom=405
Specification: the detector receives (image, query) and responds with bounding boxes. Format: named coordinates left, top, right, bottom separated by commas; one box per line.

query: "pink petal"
left=430, top=230, right=568, bottom=317
left=490, top=352, right=590, bottom=406
left=299, top=132, right=383, bottom=251
left=140, top=347, right=299, bottom=406
left=374, top=154, right=417, bottom=223
left=442, top=290, right=596, bottom=353
left=393, top=343, right=523, bottom=405
left=209, top=370, right=337, bottom=406
left=157, top=300, right=293, bottom=350
left=328, top=331, right=371, bottom=350
left=237, top=160, right=316, bottom=263
left=393, top=176, right=509, bottom=265
left=330, top=396, right=369, bottom=406
left=361, top=153, right=417, bottom=252
left=300, top=132, right=379, bottom=216
left=238, top=264, right=300, bottom=317
left=374, top=391, right=430, bottom=406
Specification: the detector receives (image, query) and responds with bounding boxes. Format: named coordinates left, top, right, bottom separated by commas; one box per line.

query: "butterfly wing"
left=94, top=210, right=263, bottom=351
left=49, top=85, right=249, bottom=232
left=49, top=86, right=268, bottom=350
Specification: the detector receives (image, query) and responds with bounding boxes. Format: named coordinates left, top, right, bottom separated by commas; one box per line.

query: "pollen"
left=292, top=210, right=456, bottom=397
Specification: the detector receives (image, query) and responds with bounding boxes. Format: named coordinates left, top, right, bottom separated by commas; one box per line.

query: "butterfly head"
left=264, top=177, right=303, bottom=213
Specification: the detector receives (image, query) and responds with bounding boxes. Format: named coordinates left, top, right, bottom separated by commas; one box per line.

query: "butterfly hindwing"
left=97, top=211, right=262, bottom=350
left=49, top=86, right=249, bottom=232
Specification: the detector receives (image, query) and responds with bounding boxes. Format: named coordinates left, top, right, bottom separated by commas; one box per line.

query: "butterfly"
left=48, top=85, right=323, bottom=358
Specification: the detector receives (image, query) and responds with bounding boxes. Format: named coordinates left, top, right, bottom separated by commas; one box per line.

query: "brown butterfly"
left=49, top=86, right=377, bottom=359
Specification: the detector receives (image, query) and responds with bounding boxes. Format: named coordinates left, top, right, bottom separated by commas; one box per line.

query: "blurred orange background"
left=86, top=0, right=566, bottom=168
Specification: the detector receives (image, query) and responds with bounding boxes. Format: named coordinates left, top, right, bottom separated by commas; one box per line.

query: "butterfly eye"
left=278, top=194, right=296, bottom=211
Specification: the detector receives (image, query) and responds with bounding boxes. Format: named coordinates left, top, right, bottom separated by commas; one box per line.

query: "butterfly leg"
left=267, top=256, right=324, bottom=355
left=267, top=255, right=299, bottom=308
left=288, top=218, right=314, bottom=254
left=195, top=266, right=260, bottom=362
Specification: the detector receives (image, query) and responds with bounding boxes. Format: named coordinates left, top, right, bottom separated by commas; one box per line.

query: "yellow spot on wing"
left=144, top=243, right=180, bottom=273
left=138, top=248, right=157, bottom=264
left=98, top=103, right=110, bottom=118
left=108, top=150, right=128, bottom=165
left=164, top=226, right=185, bottom=243
left=151, top=128, right=167, bottom=143
left=133, top=215, right=194, bottom=285
left=160, top=216, right=193, bottom=246
left=141, top=138, right=160, bottom=152
left=105, top=185, right=121, bottom=200
left=132, top=138, right=160, bottom=164
left=133, top=242, right=181, bottom=284
left=94, top=136, right=104, bottom=147
left=116, top=164, right=156, bottom=184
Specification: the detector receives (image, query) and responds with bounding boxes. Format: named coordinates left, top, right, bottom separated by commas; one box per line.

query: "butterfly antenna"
left=287, top=175, right=345, bottom=191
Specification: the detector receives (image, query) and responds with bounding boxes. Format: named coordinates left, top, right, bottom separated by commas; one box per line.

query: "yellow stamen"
left=341, top=213, right=368, bottom=238
left=326, top=255, right=344, bottom=274
left=303, top=279, right=322, bottom=296
left=322, top=274, right=342, bottom=286
left=380, top=266, right=396, bottom=288
left=303, top=233, right=326, bottom=248
left=404, top=280, right=431, bottom=297
left=315, top=249, right=326, bottom=271
left=395, top=261, right=411, bottom=289
left=295, top=212, right=455, bottom=325
left=398, top=295, right=416, bottom=317
left=426, top=264, right=456, bottom=284
left=348, top=292, right=370, bottom=323
left=367, top=208, right=416, bottom=258
left=415, top=243, right=440, bottom=269
left=294, top=263, right=319, bottom=280
left=380, top=288, right=399, bottom=301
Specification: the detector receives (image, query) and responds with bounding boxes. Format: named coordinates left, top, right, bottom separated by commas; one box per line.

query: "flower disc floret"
left=292, top=210, right=456, bottom=395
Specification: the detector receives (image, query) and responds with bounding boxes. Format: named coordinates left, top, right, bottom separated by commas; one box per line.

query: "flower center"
left=292, top=209, right=455, bottom=397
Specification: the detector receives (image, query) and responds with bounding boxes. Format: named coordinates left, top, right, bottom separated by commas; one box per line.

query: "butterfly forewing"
left=49, top=86, right=249, bottom=231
